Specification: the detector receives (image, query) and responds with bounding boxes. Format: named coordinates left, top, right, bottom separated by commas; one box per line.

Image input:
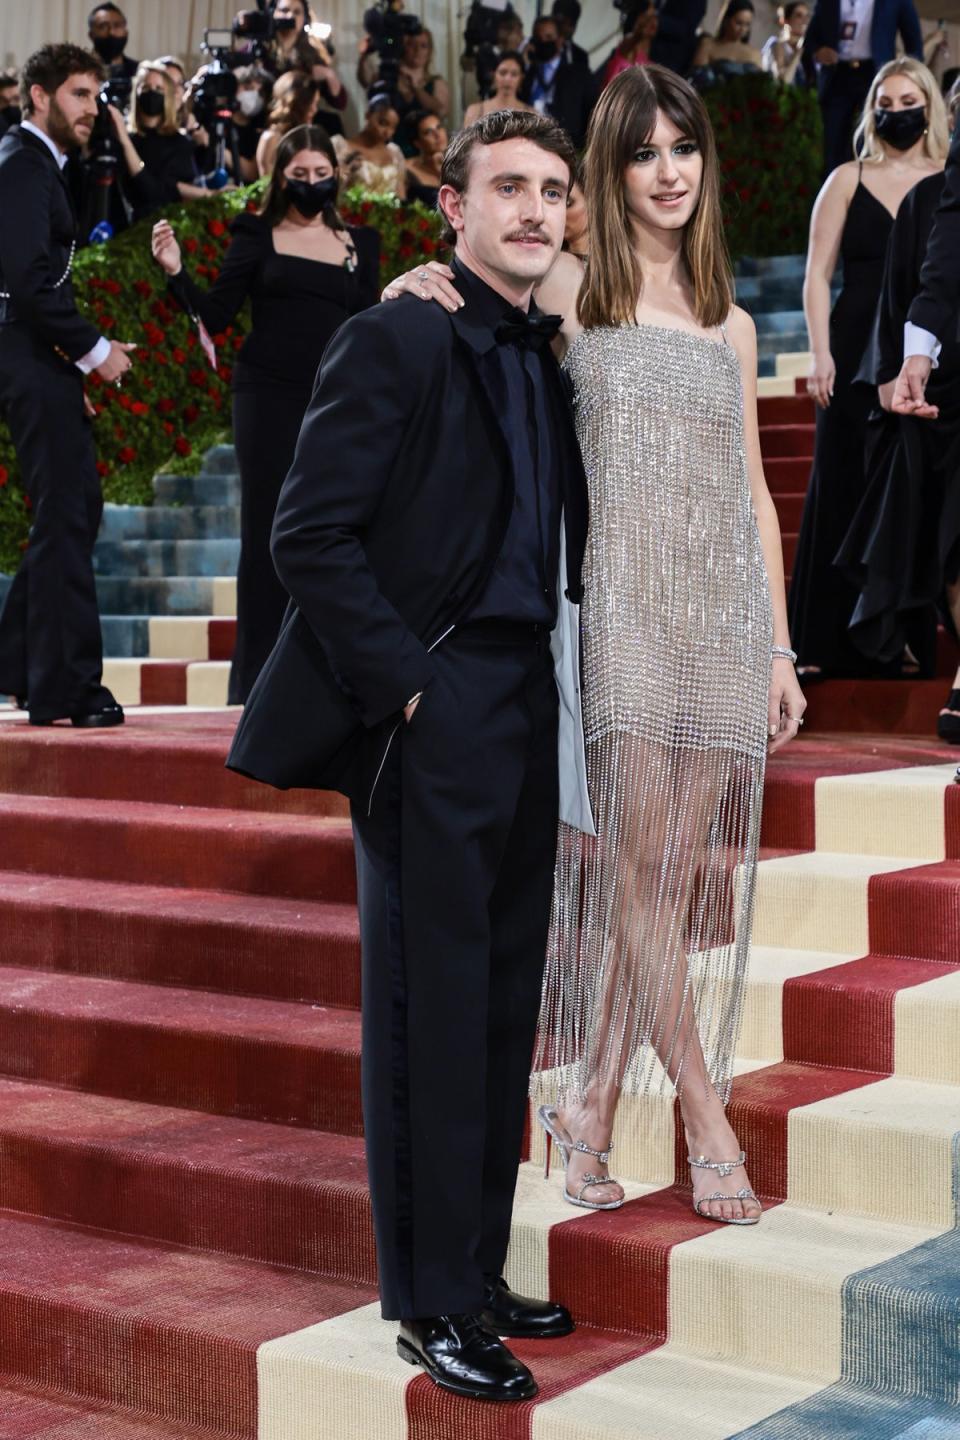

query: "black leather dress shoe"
left=29, top=703, right=125, bottom=728
left=482, top=1275, right=574, bottom=1339
left=397, top=1313, right=537, bottom=1402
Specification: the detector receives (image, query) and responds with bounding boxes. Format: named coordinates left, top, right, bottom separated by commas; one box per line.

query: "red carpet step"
left=0, top=872, right=360, bottom=1007
left=0, top=1381, right=226, bottom=1439
left=763, top=456, right=810, bottom=494
left=757, top=424, right=815, bottom=459
left=757, top=394, right=814, bottom=426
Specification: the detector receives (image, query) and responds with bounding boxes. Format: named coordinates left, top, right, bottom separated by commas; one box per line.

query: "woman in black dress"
left=789, top=57, right=947, bottom=677
left=838, top=125, right=960, bottom=737
left=151, top=124, right=380, bottom=703
left=107, top=62, right=209, bottom=224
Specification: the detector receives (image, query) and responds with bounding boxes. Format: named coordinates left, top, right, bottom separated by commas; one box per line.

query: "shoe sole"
left=396, top=1338, right=538, bottom=1402
left=490, top=1320, right=575, bottom=1339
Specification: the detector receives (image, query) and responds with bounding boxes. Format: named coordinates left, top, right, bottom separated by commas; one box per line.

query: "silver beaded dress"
left=537, top=323, right=773, bottom=1106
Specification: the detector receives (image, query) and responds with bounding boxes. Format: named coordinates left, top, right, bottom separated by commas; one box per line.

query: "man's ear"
left=438, top=183, right=465, bottom=234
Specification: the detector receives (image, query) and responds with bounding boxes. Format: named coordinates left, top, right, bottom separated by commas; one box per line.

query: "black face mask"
left=874, top=105, right=927, bottom=151
left=0, top=104, right=20, bottom=129
left=534, top=38, right=559, bottom=61
left=92, top=33, right=127, bottom=63
left=285, top=175, right=338, bottom=217
left=138, top=89, right=166, bottom=118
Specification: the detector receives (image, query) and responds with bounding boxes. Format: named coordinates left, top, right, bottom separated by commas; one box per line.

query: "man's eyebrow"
left=488, top=171, right=570, bottom=190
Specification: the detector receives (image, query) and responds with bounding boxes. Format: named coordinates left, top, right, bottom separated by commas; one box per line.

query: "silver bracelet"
left=772, top=645, right=798, bottom=663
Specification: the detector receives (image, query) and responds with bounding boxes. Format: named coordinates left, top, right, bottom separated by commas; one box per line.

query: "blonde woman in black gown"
left=385, top=69, right=805, bottom=1223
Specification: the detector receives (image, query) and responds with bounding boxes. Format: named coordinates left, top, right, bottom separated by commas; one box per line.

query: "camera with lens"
left=80, top=75, right=133, bottom=242
left=191, top=30, right=240, bottom=190
left=232, top=1, right=299, bottom=56
left=363, top=0, right=422, bottom=104
left=462, top=3, right=520, bottom=96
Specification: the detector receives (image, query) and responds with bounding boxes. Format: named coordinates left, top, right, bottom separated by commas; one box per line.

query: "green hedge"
left=0, top=184, right=446, bottom=574
left=705, top=72, right=822, bottom=260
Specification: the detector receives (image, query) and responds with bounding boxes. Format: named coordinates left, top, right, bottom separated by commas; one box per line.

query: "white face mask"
left=237, top=89, right=265, bottom=118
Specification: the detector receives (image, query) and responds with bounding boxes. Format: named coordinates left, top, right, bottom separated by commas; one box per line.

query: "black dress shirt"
left=455, top=259, right=560, bottom=627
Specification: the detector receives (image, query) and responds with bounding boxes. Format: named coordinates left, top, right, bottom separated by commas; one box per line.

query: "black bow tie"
left=494, top=307, right=563, bottom=352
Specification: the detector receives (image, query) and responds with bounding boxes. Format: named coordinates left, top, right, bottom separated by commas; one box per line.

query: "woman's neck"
left=630, top=220, right=687, bottom=297
left=280, top=207, right=327, bottom=230
left=879, top=140, right=933, bottom=170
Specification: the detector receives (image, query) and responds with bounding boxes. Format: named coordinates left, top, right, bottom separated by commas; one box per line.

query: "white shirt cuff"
left=904, top=321, right=941, bottom=369
left=76, top=336, right=111, bottom=374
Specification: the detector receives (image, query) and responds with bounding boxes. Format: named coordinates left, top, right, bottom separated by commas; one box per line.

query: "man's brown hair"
left=20, top=43, right=104, bottom=116
left=439, top=108, right=576, bottom=246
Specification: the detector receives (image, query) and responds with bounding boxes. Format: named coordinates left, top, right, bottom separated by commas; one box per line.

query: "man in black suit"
left=228, top=109, right=591, bottom=1400
left=891, top=122, right=960, bottom=418
left=521, top=15, right=595, bottom=148
left=0, top=45, right=135, bottom=725
left=552, top=0, right=589, bottom=68
left=804, top=0, right=922, bottom=173
left=88, top=3, right=139, bottom=84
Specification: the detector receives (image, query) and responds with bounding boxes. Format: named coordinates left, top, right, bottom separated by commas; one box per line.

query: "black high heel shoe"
left=937, top=689, right=960, bottom=744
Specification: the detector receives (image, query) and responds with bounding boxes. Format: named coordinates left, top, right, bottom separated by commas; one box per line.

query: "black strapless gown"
left=788, top=181, right=894, bottom=675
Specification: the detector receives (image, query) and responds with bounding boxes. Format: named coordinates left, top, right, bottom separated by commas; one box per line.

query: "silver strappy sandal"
left=687, top=1150, right=762, bottom=1226
left=537, top=1105, right=625, bottom=1211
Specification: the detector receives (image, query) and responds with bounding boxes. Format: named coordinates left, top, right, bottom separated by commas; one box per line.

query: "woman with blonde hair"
left=106, top=60, right=207, bottom=222
left=385, top=63, right=804, bottom=1223
left=789, top=57, right=947, bottom=678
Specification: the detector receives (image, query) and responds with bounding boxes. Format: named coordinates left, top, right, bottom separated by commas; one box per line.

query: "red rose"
left=171, top=347, right=187, bottom=365
left=398, top=245, right=414, bottom=259
left=186, top=332, right=197, bottom=349
left=182, top=402, right=199, bottom=424
left=196, top=263, right=209, bottom=278
left=174, top=436, right=192, bottom=456
left=131, top=401, right=150, bottom=416
left=217, top=364, right=232, bottom=384
left=417, top=218, right=430, bottom=232
left=188, top=367, right=207, bottom=388
left=207, top=267, right=220, bottom=282
left=117, top=392, right=131, bottom=410
left=23, top=495, right=32, bottom=510
left=184, top=236, right=199, bottom=254
left=0, top=466, right=7, bottom=487
left=232, top=336, right=243, bottom=351
left=133, top=280, right=152, bottom=298
left=156, top=397, right=175, bottom=415
left=421, top=239, right=436, bottom=255
left=96, top=460, right=109, bottom=476
left=162, top=420, right=175, bottom=435
left=155, top=352, right=168, bottom=366
left=246, top=199, right=258, bottom=212
left=100, top=315, right=116, bottom=330
left=117, top=446, right=136, bottom=464
left=207, top=219, right=226, bottom=238
left=213, top=333, right=227, bottom=346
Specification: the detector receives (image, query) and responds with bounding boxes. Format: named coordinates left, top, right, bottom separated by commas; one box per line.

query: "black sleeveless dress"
left=788, top=177, right=894, bottom=675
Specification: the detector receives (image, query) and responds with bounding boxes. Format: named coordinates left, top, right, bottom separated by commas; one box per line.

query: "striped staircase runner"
left=0, top=710, right=955, bottom=1436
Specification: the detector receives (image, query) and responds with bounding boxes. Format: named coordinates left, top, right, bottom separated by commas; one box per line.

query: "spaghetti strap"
left=719, top=317, right=730, bottom=345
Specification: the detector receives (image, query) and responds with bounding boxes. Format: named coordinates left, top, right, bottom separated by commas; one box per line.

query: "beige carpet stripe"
left=148, top=616, right=212, bottom=660
left=788, top=1076, right=960, bottom=1229
left=668, top=1203, right=937, bottom=1383
left=257, top=1302, right=411, bottom=1440
left=895, top=970, right=960, bottom=1085
left=814, top=765, right=954, bottom=860
left=531, top=1344, right=822, bottom=1439
left=751, top=853, right=928, bottom=953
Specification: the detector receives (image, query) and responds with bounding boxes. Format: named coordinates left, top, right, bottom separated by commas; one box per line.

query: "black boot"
left=396, top=1313, right=537, bottom=1402
left=482, top=1275, right=574, bottom=1339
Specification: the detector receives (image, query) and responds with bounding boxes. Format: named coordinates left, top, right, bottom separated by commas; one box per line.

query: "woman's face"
left=785, top=4, right=810, bottom=37
left=722, top=8, right=753, bottom=41
left=623, top=109, right=703, bottom=236
left=275, top=0, right=305, bottom=34
left=875, top=71, right=926, bottom=113
left=495, top=58, right=523, bottom=93
left=416, top=114, right=447, bottom=157
left=564, top=181, right=587, bottom=247
left=633, top=6, right=659, bottom=42
left=283, top=146, right=335, bottom=185
left=404, top=32, right=431, bottom=67
left=368, top=105, right=399, bottom=142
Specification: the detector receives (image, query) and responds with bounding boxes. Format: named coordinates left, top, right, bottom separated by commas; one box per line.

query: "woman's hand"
left=806, top=351, right=836, bottom=408
left=151, top=220, right=182, bottom=276
left=767, top=657, right=806, bottom=755
left=381, top=260, right=462, bottom=313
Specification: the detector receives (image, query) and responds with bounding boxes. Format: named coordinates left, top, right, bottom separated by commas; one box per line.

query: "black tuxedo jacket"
left=520, top=60, right=596, bottom=148
left=908, top=125, right=960, bottom=345
left=227, top=273, right=589, bottom=802
left=0, top=126, right=100, bottom=363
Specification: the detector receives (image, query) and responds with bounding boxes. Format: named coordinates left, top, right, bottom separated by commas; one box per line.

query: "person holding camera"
left=108, top=62, right=207, bottom=224
left=152, top=124, right=380, bottom=703
left=262, top=0, right=347, bottom=134
left=0, top=44, right=135, bottom=727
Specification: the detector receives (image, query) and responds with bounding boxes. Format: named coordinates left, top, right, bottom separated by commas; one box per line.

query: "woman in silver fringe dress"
left=384, top=65, right=805, bottom=1225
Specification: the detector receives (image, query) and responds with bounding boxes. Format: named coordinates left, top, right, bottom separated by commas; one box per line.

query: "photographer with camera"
left=230, top=64, right=274, bottom=182
left=332, top=95, right=406, bottom=197
left=255, top=70, right=323, bottom=176
left=235, top=1, right=347, bottom=133
left=152, top=123, right=380, bottom=702
left=107, top=62, right=206, bottom=224
left=88, top=3, right=138, bottom=82
left=0, top=44, right=134, bottom=728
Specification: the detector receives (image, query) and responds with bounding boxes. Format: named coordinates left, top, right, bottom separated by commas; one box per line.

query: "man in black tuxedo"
left=0, top=45, right=134, bottom=725
left=552, top=0, right=589, bottom=68
left=228, top=109, right=590, bottom=1400
left=891, top=122, right=960, bottom=418
left=521, top=15, right=595, bottom=148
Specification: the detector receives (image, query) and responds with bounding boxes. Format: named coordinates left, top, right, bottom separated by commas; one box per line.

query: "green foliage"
left=703, top=73, right=822, bottom=261
left=0, top=183, right=446, bottom=575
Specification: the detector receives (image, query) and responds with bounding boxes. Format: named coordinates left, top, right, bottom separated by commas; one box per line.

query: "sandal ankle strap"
left=688, top=1151, right=746, bottom=1179
left=572, top=1138, right=613, bottom=1163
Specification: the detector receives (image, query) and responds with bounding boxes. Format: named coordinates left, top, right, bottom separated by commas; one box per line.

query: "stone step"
left=94, top=576, right=236, bottom=617
left=94, top=539, right=240, bottom=580
left=152, top=473, right=240, bottom=507
left=736, top=253, right=806, bottom=278
left=100, top=502, right=240, bottom=542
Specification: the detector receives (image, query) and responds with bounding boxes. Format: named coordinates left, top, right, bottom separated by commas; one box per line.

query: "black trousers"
left=0, top=333, right=111, bottom=718
left=819, top=61, right=875, bottom=175
left=228, top=378, right=312, bottom=705
left=351, top=624, right=559, bottom=1321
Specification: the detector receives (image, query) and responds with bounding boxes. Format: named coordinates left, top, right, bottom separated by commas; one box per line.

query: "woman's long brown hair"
left=577, top=65, right=734, bottom=331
